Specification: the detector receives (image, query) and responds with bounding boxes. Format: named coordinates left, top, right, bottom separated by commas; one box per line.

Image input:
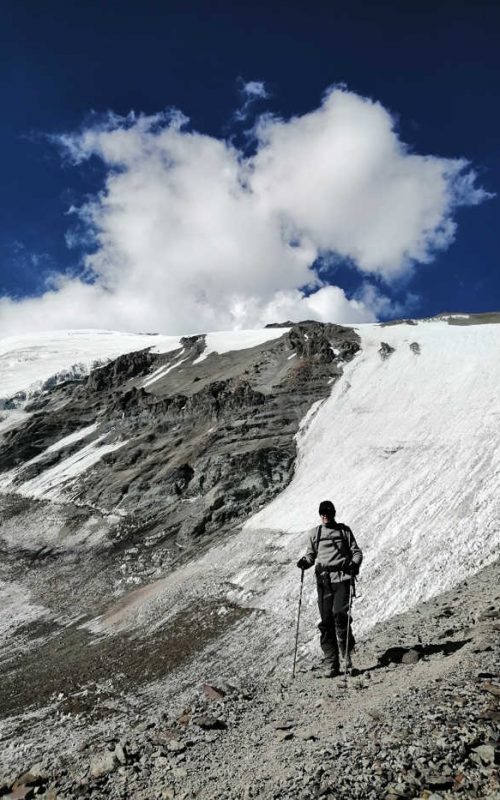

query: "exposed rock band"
left=297, top=499, right=363, bottom=677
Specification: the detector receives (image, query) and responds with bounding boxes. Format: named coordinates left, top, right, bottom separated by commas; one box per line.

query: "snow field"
left=245, top=320, right=500, bottom=641
left=192, top=328, right=289, bottom=364
left=0, top=329, right=183, bottom=399
left=0, top=327, right=290, bottom=398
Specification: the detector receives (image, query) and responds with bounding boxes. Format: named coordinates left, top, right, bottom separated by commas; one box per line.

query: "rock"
left=192, top=715, right=227, bottom=730
left=167, top=740, right=186, bottom=754
left=276, top=730, right=294, bottom=742
left=177, top=709, right=191, bottom=726
left=384, top=783, right=409, bottom=798
left=135, top=720, right=156, bottom=732
left=202, top=683, right=226, bottom=702
left=379, top=342, right=396, bottom=359
left=296, top=727, right=319, bottom=741
left=425, top=774, right=454, bottom=790
left=3, top=789, right=34, bottom=800
left=378, top=646, right=420, bottom=666
left=12, top=770, right=46, bottom=789
left=470, top=744, right=495, bottom=765
left=89, top=751, right=117, bottom=778
left=161, top=790, right=176, bottom=800
left=479, top=707, right=500, bottom=721
left=114, top=743, right=128, bottom=764
left=481, top=681, right=500, bottom=697
left=172, top=767, right=188, bottom=779
left=401, top=649, right=420, bottom=665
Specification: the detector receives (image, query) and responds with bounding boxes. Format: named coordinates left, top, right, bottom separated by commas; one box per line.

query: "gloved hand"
left=344, top=561, right=359, bottom=576
left=297, top=557, right=310, bottom=570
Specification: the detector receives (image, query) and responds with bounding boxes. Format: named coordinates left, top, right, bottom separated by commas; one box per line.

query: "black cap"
left=318, top=500, right=336, bottom=519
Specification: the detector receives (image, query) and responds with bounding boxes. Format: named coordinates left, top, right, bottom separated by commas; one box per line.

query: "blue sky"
left=0, top=0, right=498, bottom=334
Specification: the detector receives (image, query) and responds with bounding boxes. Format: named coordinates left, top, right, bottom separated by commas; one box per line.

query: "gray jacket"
left=303, top=522, right=362, bottom=582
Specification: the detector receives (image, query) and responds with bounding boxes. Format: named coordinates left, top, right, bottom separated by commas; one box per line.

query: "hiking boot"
left=323, top=661, right=340, bottom=678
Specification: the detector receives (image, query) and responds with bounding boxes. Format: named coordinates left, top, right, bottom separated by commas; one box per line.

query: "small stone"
left=89, top=751, right=117, bottom=778
left=27, top=764, right=46, bottom=780
left=172, top=767, right=187, bottom=779
left=167, top=740, right=186, bottom=753
left=481, top=682, right=500, bottom=697
left=296, top=727, right=319, bottom=741
left=401, top=649, right=420, bottom=665
left=114, top=743, right=127, bottom=764
left=202, top=683, right=226, bottom=702
left=135, top=720, right=156, bottom=732
left=384, top=783, right=408, bottom=798
left=471, top=744, right=495, bottom=765
left=453, top=773, right=466, bottom=791
left=191, top=715, right=226, bottom=730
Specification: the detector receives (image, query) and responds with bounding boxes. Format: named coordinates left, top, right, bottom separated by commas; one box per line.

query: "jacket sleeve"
left=303, top=528, right=317, bottom=566
left=346, top=527, right=363, bottom=568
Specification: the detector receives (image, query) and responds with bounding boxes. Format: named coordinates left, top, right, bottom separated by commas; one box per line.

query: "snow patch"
left=193, top=328, right=289, bottom=364
left=142, top=352, right=188, bottom=388
left=0, top=579, right=49, bottom=644
left=0, top=435, right=127, bottom=501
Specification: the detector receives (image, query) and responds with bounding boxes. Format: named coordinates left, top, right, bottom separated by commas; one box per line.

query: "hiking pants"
left=316, top=572, right=354, bottom=664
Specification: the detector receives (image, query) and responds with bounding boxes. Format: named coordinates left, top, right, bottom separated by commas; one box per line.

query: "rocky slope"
left=0, top=323, right=359, bottom=548
left=1, top=558, right=498, bottom=799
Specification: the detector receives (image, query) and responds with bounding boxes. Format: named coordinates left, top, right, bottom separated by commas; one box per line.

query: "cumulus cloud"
left=0, top=87, right=490, bottom=336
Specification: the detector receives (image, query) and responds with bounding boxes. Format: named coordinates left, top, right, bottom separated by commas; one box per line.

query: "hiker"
left=297, top=500, right=362, bottom=677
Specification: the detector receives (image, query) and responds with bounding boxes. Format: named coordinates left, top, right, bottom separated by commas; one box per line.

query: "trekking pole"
left=344, top=578, right=354, bottom=686
left=292, top=569, right=305, bottom=679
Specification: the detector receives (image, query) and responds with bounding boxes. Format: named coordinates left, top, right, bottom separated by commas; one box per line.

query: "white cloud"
left=233, top=79, right=270, bottom=122
left=0, top=87, right=490, bottom=336
left=250, top=89, right=489, bottom=277
left=241, top=81, right=269, bottom=100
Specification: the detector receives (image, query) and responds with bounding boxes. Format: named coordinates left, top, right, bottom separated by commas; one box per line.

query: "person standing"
left=297, top=500, right=362, bottom=677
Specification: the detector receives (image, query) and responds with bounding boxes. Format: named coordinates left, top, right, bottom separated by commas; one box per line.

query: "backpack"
left=314, top=523, right=351, bottom=560
left=315, top=523, right=357, bottom=591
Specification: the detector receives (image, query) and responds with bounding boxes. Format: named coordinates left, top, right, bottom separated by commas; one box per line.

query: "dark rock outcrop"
left=0, top=322, right=360, bottom=562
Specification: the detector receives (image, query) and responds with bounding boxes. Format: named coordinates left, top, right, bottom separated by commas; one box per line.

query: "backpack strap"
left=315, top=524, right=322, bottom=553
left=314, top=523, right=350, bottom=556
